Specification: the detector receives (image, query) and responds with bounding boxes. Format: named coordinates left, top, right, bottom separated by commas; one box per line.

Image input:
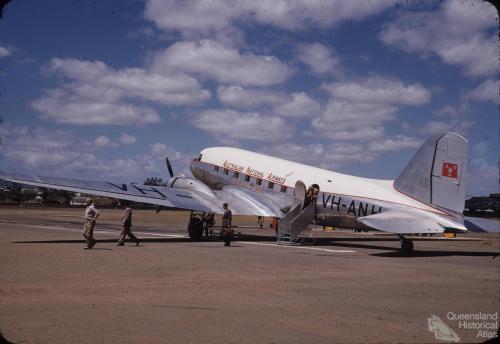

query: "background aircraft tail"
left=394, top=132, right=468, bottom=215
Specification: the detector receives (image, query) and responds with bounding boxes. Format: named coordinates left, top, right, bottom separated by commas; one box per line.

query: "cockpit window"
left=197, top=154, right=203, bottom=161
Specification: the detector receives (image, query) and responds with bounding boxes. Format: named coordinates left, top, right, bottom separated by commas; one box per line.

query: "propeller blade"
left=165, top=157, right=174, bottom=178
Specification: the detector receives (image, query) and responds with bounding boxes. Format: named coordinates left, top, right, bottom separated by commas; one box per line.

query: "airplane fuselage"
left=190, top=147, right=456, bottom=230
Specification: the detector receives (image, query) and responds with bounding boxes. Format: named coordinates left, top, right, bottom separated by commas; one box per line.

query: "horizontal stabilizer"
left=358, top=211, right=467, bottom=235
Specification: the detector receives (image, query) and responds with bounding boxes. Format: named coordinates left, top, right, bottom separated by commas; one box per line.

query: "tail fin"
left=394, top=132, right=468, bottom=214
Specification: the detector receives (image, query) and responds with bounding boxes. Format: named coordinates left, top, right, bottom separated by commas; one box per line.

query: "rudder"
left=394, top=132, right=468, bottom=214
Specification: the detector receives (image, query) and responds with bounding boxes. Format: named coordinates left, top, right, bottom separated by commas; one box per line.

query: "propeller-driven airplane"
left=0, top=132, right=468, bottom=254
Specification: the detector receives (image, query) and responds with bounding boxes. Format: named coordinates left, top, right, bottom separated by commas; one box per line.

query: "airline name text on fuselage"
left=266, top=173, right=286, bottom=184
left=222, top=160, right=286, bottom=183
left=223, top=160, right=244, bottom=172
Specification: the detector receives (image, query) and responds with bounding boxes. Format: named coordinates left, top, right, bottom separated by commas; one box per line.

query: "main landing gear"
left=187, top=211, right=217, bottom=241
left=398, top=235, right=414, bottom=255
left=187, top=211, right=205, bottom=241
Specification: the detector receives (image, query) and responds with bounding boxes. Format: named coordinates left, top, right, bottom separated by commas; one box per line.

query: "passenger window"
left=224, top=168, right=229, bottom=175
left=245, top=175, right=250, bottom=182
left=256, top=178, right=262, bottom=185
left=268, top=182, right=274, bottom=189
left=280, top=185, right=287, bottom=193
left=233, top=171, right=239, bottom=179
left=214, top=166, right=219, bottom=172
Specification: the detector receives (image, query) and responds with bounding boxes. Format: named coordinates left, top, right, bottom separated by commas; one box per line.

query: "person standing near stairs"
left=221, top=203, right=233, bottom=247
left=304, top=184, right=319, bottom=208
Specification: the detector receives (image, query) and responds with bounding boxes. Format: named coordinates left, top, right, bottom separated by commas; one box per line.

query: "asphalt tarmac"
left=0, top=206, right=499, bottom=343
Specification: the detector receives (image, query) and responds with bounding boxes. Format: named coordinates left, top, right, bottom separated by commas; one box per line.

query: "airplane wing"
left=357, top=210, right=468, bottom=235
left=0, top=172, right=284, bottom=217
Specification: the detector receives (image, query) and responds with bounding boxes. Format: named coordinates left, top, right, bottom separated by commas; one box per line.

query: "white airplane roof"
left=200, top=147, right=443, bottom=214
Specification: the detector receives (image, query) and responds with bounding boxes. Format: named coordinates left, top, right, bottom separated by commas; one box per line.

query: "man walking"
left=221, top=203, right=233, bottom=247
left=83, top=197, right=100, bottom=249
left=117, top=202, right=139, bottom=246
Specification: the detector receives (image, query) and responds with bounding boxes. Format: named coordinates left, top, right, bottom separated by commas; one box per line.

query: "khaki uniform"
left=83, top=203, right=99, bottom=249
left=83, top=219, right=96, bottom=246
left=117, top=207, right=138, bottom=245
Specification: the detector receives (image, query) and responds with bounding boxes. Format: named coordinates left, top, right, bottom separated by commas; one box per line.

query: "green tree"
left=8, top=183, right=23, bottom=204
left=144, top=177, right=167, bottom=186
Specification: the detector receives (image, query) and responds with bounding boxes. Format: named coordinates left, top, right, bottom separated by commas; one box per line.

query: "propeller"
left=165, top=157, right=174, bottom=178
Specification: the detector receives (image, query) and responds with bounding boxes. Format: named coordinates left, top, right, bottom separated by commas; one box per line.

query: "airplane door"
left=294, top=180, right=306, bottom=206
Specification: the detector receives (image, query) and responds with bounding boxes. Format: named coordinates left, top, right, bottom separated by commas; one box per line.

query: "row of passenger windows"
left=214, top=166, right=287, bottom=193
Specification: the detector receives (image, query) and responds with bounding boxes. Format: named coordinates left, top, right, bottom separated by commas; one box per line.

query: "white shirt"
left=85, top=204, right=100, bottom=220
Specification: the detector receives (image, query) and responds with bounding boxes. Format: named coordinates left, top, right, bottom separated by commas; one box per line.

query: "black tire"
left=188, top=216, right=204, bottom=241
left=400, top=238, right=414, bottom=255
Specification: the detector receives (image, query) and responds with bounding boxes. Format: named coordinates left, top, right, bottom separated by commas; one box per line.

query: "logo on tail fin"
left=442, top=162, right=458, bottom=179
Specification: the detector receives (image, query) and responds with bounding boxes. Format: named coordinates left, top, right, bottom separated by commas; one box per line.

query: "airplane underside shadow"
left=238, top=235, right=500, bottom=257
left=12, top=237, right=194, bottom=244
left=371, top=250, right=499, bottom=257
left=323, top=241, right=499, bottom=257
left=10, top=232, right=499, bottom=258
left=12, top=235, right=276, bottom=245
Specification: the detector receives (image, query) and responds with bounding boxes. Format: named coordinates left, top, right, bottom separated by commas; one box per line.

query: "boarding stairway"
left=277, top=200, right=316, bottom=245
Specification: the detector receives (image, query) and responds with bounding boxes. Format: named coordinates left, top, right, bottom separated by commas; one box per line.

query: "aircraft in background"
left=0, top=132, right=469, bottom=254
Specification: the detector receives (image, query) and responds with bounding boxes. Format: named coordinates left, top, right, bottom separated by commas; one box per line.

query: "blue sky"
left=0, top=0, right=497, bottom=196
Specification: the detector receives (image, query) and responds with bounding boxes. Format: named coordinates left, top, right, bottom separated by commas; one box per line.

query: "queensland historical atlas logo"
left=428, top=315, right=460, bottom=342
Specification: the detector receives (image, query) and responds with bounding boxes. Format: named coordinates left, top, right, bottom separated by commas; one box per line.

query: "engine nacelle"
left=168, top=174, right=215, bottom=198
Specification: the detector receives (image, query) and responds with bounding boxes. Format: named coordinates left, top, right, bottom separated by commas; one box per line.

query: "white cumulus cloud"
left=119, top=133, right=137, bottom=145
left=32, top=58, right=211, bottom=126
left=190, top=109, right=293, bottom=142
left=321, top=77, right=431, bottom=105
left=217, top=85, right=285, bottom=108
left=145, top=0, right=398, bottom=36
left=312, top=76, right=431, bottom=141
left=152, top=39, right=291, bottom=86
left=217, top=85, right=320, bottom=119
left=32, top=89, right=161, bottom=126
left=0, top=125, right=192, bottom=180
left=368, top=135, right=422, bottom=152
left=466, top=79, right=498, bottom=103
left=0, top=45, right=12, bottom=58
left=94, top=135, right=112, bottom=147
left=312, top=99, right=397, bottom=140
left=418, top=120, right=474, bottom=136
left=273, top=92, right=321, bottom=118
left=379, top=1, right=498, bottom=77
left=296, top=42, right=343, bottom=77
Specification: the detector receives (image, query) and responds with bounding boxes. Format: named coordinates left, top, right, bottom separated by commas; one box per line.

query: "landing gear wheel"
left=399, top=236, right=414, bottom=255
left=188, top=216, right=204, bottom=241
